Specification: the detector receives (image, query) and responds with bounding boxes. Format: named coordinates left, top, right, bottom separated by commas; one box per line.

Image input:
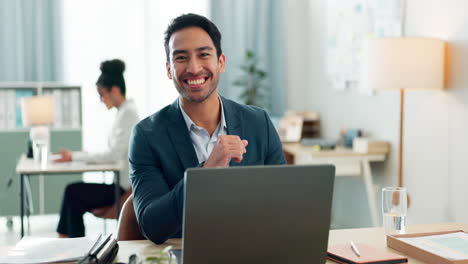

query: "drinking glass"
left=382, top=187, right=407, bottom=235
left=33, top=140, right=48, bottom=169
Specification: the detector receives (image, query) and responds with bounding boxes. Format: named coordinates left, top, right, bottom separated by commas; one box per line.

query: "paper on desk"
left=397, top=232, right=468, bottom=260
left=0, top=236, right=95, bottom=264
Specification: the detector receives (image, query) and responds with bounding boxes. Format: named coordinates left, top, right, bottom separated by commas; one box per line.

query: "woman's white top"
left=72, top=99, right=140, bottom=190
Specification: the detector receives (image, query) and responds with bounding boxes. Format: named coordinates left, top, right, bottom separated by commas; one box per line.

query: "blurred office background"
left=1, top=0, right=468, bottom=239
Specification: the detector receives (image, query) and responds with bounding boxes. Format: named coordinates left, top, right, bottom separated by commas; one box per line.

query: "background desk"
left=283, top=143, right=388, bottom=227
left=115, top=223, right=468, bottom=264
left=15, top=155, right=122, bottom=237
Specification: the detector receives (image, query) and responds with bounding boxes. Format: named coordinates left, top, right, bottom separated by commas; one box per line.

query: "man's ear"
left=166, top=62, right=172, bottom=79
left=219, top=53, right=226, bottom=73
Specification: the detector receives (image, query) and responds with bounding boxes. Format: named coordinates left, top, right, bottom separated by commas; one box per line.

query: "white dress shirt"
left=179, top=97, right=227, bottom=164
left=72, top=99, right=139, bottom=190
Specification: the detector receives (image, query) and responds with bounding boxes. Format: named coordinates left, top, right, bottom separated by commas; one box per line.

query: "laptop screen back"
left=182, top=164, right=335, bottom=264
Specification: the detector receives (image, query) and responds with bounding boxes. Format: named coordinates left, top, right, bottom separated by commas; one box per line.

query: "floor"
left=0, top=213, right=117, bottom=247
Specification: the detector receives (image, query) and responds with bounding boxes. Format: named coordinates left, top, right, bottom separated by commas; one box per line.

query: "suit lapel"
left=167, top=99, right=199, bottom=170
left=222, top=97, right=245, bottom=167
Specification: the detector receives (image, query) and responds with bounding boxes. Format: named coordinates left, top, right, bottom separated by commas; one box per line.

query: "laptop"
left=180, top=164, right=335, bottom=264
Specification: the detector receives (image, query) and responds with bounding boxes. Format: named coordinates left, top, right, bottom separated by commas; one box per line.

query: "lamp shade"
left=21, top=95, right=54, bottom=126
left=363, top=37, right=445, bottom=91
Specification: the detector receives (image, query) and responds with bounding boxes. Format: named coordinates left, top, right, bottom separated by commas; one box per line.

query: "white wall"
left=286, top=0, right=468, bottom=227
left=404, top=0, right=468, bottom=224
left=285, top=0, right=311, bottom=111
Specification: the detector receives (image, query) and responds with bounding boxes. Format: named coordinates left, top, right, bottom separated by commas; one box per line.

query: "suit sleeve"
left=129, top=124, right=184, bottom=244
left=264, top=111, right=287, bottom=165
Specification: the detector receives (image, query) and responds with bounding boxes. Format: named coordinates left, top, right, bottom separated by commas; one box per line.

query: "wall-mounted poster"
left=326, top=0, right=405, bottom=91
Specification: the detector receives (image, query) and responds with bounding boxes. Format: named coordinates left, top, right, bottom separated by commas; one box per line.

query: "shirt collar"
left=179, top=96, right=227, bottom=132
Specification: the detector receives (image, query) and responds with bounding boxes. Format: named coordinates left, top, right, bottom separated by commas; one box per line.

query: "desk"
left=115, top=223, right=468, bottom=264
left=283, top=143, right=388, bottom=227
left=15, top=154, right=122, bottom=238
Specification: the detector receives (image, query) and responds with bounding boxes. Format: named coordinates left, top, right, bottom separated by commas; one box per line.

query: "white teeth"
left=187, top=78, right=205, bottom=85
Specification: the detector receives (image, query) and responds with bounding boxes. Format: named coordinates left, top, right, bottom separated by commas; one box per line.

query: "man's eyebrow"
left=172, top=46, right=214, bottom=57
left=172, top=49, right=187, bottom=56
left=196, top=46, right=213, bottom=52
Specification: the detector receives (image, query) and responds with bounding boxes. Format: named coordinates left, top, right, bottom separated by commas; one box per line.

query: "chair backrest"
left=116, top=194, right=145, bottom=241
left=90, top=190, right=133, bottom=219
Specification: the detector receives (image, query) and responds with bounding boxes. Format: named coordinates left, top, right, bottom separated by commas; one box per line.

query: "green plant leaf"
left=257, top=71, right=267, bottom=78
left=232, top=49, right=270, bottom=108
left=233, top=80, right=246, bottom=86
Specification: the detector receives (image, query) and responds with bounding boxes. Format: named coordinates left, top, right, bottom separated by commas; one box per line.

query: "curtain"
left=210, top=0, right=286, bottom=116
left=0, top=0, right=63, bottom=81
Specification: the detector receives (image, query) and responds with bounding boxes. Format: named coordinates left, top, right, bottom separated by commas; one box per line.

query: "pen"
left=350, top=241, right=361, bottom=257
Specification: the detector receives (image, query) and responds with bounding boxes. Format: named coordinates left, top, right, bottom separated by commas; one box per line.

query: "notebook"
left=327, top=243, right=408, bottom=264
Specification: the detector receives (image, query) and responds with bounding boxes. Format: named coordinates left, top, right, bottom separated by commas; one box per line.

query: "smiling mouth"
left=185, top=77, right=208, bottom=86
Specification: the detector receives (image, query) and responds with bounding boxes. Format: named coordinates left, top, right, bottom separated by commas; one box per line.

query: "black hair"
left=164, top=13, right=222, bottom=62
left=96, top=59, right=126, bottom=96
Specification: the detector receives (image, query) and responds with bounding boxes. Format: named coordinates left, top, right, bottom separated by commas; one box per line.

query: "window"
left=62, top=0, right=208, bottom=182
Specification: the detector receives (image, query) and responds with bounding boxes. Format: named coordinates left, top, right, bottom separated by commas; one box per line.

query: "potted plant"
left=233, top=50, right=269, bottom=108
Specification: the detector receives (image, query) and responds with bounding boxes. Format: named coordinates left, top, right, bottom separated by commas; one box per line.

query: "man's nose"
left=187, top=58, right=202, bottom=74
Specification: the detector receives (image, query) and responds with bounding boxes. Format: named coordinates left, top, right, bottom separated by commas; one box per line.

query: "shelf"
left=0, top=83, right=82, bottom=130
left=0, top=82, right=81, bottom=89
left=0, top=127, right=82, bottom=133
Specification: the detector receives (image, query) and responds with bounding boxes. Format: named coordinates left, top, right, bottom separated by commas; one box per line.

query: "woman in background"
left=55, top=59, right=140, bottom=237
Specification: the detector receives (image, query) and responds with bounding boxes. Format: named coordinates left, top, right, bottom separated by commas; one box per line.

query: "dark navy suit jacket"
left=129, top=96, right=286, bottom=244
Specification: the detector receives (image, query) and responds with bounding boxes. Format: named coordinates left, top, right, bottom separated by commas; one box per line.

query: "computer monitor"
left=182, top=164, right=335, bottom=264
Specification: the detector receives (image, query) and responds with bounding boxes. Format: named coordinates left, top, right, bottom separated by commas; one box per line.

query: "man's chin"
left=184, top=94, right=210, bottom=103
left=183, top=89, right=217, bottom=103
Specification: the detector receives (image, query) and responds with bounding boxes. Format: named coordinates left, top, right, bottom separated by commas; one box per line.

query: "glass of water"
left=33, top=140, right=49, bottom=169
left=382, top=187, right=407, bottom=235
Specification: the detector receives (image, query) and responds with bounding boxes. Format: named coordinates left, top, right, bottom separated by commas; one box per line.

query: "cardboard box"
left=387, top=230, right=468, bottom=264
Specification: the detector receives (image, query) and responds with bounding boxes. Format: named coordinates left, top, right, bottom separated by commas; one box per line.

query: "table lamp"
left=21, top=95, right=54, bottom=167
left=363, top=37, right=445, bottom=188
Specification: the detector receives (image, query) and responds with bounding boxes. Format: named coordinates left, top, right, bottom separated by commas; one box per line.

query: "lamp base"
left=30, top=126, right=50, bottom=169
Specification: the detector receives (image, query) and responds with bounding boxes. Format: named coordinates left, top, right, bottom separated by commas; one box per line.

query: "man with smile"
left=129, top=13, right=286, bottom=244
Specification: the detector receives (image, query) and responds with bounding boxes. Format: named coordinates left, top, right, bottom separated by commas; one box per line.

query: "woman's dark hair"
left=96, top=59, right=126, bottom=96
left=164, top=13, right=222, bottom=62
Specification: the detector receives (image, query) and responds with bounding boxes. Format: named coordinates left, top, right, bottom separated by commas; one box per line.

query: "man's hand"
left=53, top=149, right=72, bottom=162
left=203, top=135, right=248, bottom=168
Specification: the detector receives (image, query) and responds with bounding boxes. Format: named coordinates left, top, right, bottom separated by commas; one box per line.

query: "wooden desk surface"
left=116, top=239, right=182, bottom=263
left=115, top=223, right=468, bottom=264
left=328, top=222, right=468, bottom=264
left=283, top=142, right=387, bottom=160
left=2, top=223, right=465, bottom=262
left=15, top=154, right=122, bottom=174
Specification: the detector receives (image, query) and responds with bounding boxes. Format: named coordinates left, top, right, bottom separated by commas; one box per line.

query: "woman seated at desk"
left=55, top=59, right=140, bottom=238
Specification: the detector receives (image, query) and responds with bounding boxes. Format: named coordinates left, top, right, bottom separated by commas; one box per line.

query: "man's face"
left=166, top=26, right=225, bottom=103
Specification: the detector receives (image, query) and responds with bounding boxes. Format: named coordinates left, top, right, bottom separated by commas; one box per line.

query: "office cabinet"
left=0, top=83, right=82, bottom=216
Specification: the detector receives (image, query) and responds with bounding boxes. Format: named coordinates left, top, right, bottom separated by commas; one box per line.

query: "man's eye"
left=200, top=53, right=210, bottom=57
left=175, top=56, right=187, bottom=61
